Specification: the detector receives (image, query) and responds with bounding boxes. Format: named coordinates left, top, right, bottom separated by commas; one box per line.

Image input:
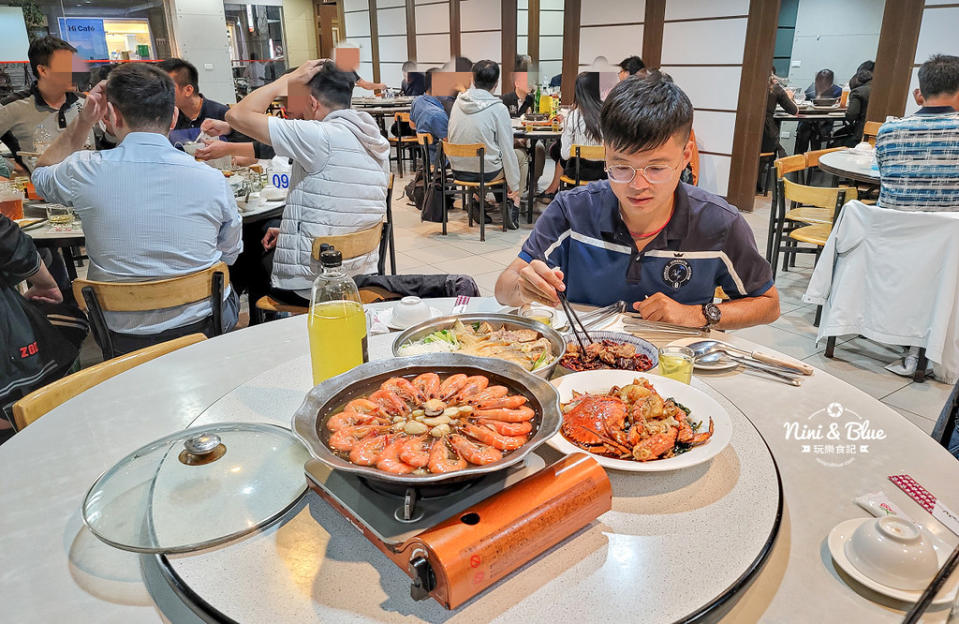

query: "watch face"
left=705, top=304, right=721, bottom=323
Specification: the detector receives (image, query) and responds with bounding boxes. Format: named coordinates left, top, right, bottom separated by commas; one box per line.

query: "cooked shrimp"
left=472, top=406, right=535, bottom=422
left=438, top=374, right=469, bottom=400
left=461, top=423, right=526, bottom=451
left=449, top=434, right=503, bottom=464
left=329, top=424, right=389, bottom=452
left=467, top=385, right=509, bottom=403
left=475, top=395, right=527, bottom=410
left=477, top=418, right=532, bottom=437
left=411, top=373, right=441, bottom=401
left=376, top=436, right=416, bottom=474
left=326, top=410, right=389, bottom=432
left=428, top=438, right=467, bottom=473
left=381, top=377, right=421, bottom=404
left=455, top=376, right=490, bottom=401
left=369, top=389, right=410, bottom=416
left=349, top=433, right=390, bottom=465
left=345, top=398, right=387, bottom=416
left=398, top=435, right=431, bottom=468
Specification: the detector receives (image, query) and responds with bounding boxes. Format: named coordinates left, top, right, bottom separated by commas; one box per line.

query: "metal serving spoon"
left=696, top=351, right=802, bottom=386
left=688, top=339, right=814, bottom=375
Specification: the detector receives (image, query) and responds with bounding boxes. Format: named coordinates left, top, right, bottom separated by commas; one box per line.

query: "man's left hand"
left=79, top=81, right=108, bottom=126
left=195, top=138, right=232, bottom=161
left=633, top=293, right=706, bottom=328
left=288, top=59, right=326, bottom=85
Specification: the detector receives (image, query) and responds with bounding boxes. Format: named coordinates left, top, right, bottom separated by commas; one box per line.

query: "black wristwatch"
left=702, top=303, right=721, bottom=329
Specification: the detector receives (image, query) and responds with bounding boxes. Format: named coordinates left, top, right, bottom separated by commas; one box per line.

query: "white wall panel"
left=539, top=35, right=563, bottom=60
left=661, top=18, right=746, bottom=65
left=540, top=60, right=563, bottom=84
left=664, top=0, right=749, bottom=21
left=915, top=7, right=959, bottom=64
left=416, top=2, right=450, bottom=34
left=659, top=66, right=742, bottom=110
left=540, top=10, right=565, bottom=34
left=348, top=36, right=374, bottom=62
left=343, top=0, right=368, bottom=12
left=580, top=0, right=645, bottom=26
left=379, top=62, right=406, bottom=88
left=541, top=0, right=564, bottom=9
left=690, top=110, right=736, bottom=155
left=518, top=9, right=528, bottom=33
left=579, top=25, right=644, bottom=66
left=357, top=62, right=375, bottom=83
left=462, top=31, right=502, bottom=65
left=518, top=35, right=527, bottom=55
left=345, top=11, right=372, bottom=38
left=377, top=7, right=407, bottom=36
left=697, top=154, right=731, bottom=197
left=378, top=35, right=408, bottom=62
left=460, top=0, right=501, bottom=31
left=378, top=0, right=405, bottom=7
left=904, top=66, right=921, bottom=117
left=416, top=34, right=450, bottom=64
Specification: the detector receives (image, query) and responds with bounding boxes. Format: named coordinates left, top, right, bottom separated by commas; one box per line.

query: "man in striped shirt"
left=876, top=54, right=959, bottom=212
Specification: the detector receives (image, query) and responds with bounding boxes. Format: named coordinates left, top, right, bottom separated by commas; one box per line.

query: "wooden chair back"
left=311, top=222, right=385, bottom=261
left=11, top=334, right=205, bottom=430
left=440, top=140, right=486, bottom=159
left=840, top=90, right=849, bottom=107
left=782, top=178, right=857, bottom=208
left=804, top=147, right=843, bottom=169
left=416, top=132, right=434, bottom=146
left=568, top=144, right=606, bottom=161
left=774, top=154, right=807, bottom=179
left=72, top=262, right=230, bottom=312
left=378, top=174, right=396, bottom=275
left=863, top=120, right=882, bottom=146
left=394, top=112, right=411, bottom=124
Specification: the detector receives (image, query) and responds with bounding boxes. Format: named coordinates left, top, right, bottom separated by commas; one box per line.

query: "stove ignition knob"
left=409, top=553, right=436, bottom=601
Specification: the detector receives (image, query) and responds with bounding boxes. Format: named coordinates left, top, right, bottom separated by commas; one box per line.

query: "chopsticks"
left=624, top=316, right=708, bottom=336
left=902, top=542, right=959, bottom=623
left=19, top=218, right=47, bottom=232
left=559, top=293, right=592, bottom=353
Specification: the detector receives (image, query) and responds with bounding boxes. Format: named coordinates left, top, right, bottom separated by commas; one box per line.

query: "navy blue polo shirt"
left=518, top=181, right=774, bottom=306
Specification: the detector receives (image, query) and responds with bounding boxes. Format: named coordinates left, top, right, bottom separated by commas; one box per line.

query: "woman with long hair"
left=541, top=71, right=606, bottom=198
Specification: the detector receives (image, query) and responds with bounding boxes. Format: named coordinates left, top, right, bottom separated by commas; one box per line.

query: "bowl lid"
left=81, top=423, right=309, bottom=553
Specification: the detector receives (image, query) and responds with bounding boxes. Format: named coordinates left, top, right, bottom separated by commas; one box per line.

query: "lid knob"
left=184, top=433, right=222, bottom=456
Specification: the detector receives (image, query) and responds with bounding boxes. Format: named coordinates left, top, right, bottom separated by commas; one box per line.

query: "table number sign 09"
left=271, top=173, right=290, bottom=189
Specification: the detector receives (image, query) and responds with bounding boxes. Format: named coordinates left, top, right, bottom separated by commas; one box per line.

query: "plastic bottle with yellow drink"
left=308, top=246, right=368, bottom=385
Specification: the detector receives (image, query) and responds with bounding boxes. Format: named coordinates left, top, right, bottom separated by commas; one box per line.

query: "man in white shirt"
left=32, top=64, right=242, bottom=350
left=226, top=59, right=390, bottom=305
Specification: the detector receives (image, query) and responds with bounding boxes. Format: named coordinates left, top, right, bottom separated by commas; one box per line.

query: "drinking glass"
left=793, top=88, right=806, bottom=104
left=0, top=181, right=23, bottom=220
left=45, top=204, right=75, bottom=228
left=658, top=345, right=694, bottom=384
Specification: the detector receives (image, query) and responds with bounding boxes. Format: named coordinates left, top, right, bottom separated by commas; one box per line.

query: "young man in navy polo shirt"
left=495, top=73, right=780, bottom=330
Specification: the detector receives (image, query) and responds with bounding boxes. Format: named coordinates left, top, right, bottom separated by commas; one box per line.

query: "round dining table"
left=2, top=297, right=958, bottom=623
left=817, top=149, right=880, bottom=185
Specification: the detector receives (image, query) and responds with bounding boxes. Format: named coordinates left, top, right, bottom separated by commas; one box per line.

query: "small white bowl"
left=391, top=296, right=432, bottom=328
left=844, top=515, right=938, bottom=591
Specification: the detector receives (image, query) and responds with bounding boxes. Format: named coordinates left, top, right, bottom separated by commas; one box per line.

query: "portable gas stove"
left=306, top=452, right=611, bottom=609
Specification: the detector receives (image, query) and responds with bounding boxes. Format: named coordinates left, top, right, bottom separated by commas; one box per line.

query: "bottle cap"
left=321, top=248, right=342, bottom=267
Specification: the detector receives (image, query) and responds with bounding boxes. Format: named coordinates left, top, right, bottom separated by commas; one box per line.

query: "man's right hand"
left=79, top=81, right=108, bottom=126
left=507, top=188, right=521, bottom=203
left=288, top=59, right=326, bottom=86
left=517, top=260, right=565, bottom=306
left=262, top=227, right=280, bottom=250
left=200, top=118, right=232, bottom=137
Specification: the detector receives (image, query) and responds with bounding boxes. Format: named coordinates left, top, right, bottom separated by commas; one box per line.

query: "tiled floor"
left=76, top=166, right=953, bottom=440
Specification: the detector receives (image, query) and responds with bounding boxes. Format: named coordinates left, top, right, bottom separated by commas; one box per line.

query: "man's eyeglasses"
left=605, top=161, right=678, bottom=185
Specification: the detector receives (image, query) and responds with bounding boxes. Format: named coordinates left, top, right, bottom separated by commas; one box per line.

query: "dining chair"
left=389, top=112, right=419, bottom=177
left=803, top=147, right=844, bottom=184
left=377, top=173, right=397, bottom=276
left=559, top=145, right=606, bottom=189
left=11, top=334, right=206, bottom=430
left=254, top=221, right=386, bottom=316
left=416, top=132, right=435, bottom=177
left=73, top=262, right=229, bottom=360
left=437, top=140, right=508, bottom=241
left=758, top=152, right=776, bottom=197
left=862, top=121, right=882, bottom=147
left=765, top=154, right=807, bottom=263
left=771, top=179, right=855, bottom=278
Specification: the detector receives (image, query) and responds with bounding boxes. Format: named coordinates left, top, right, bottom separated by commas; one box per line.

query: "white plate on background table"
left=546, top=369, right=732, bottom=472
left=827, top=517, right=959, bottom=606
left=378, top=305, right=444, bottom=331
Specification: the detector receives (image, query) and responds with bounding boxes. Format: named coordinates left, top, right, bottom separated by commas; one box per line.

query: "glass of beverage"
left=520, top=306, right=556, bottom=327
left=45, top=204, right=75, bottom=228
left=0, top=182, right=23, bottom=220
left=658, top=345, right=694, bottom=384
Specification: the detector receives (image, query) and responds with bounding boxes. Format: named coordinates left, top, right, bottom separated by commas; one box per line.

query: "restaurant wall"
left=786, top=0, right=885, bottom=92
left=343, top=0, right=375, bottom=83
left=578, top=0, right=645, bottom=71
left=281, top=0, right=318, bottom=67
left=660, top=0, right=749, bottom=197
left=165, top=0, right=237, bottom=104
left=414, top=0, right=451, bottom=68
left=377, top=0, right=409, bottom=87
left=904, top=1, right=958, bottom=116
left=460, top=0, right=503, bottom=78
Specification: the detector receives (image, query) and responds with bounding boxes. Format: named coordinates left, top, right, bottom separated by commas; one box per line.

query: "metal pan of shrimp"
left=324, top=373, right=537, bottom=475
left=560, top=378, right=714, bottom=462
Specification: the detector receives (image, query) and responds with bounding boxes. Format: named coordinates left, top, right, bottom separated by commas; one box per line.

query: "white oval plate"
left=546, top=370, right=732, bottom=472
left=380, top=306, right=444, bottom=330
left=828, top=518, right=959, bottom=605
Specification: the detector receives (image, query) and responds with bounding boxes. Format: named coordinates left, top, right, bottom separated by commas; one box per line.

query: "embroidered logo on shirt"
left=663, top=258, right=693, bottom=289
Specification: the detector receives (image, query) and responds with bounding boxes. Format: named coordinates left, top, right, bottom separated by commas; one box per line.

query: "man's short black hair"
left=424, top=67, right=438, bottom=93
left=619, top=56, right=645, bottom=76
left=306, top=60, right=355, bottom=110
left=472, top=60, right=499, bottom=91
left=158, top=58, right=199, bottom=91
left=918, top=54, right=959, bottom=98
left=402, top=61, right=416, bottom=73
left=105, top=64, right=175, bottom=131
left=28, top=36, right=76, bottom=78
left=601, top=71, right=693, bottom=154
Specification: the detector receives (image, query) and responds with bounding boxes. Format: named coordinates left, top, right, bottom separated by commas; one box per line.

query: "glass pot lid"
left=82, top=423, right=310, bottom=554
